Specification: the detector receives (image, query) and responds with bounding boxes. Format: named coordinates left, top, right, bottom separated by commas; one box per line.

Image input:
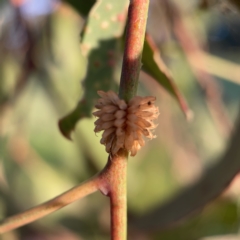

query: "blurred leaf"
left=189, top=51, right=240, bottom=85
left=64, top=0, right=96, bottom=16
left=131, top=111, right=240, bottom=230
left=142, top=34, right=192, bottom=120
left=229, top=0, right=240, bottom=11
left=152, top=200, right=238, bottom=240
left=59, top=1, right=128, bottom=139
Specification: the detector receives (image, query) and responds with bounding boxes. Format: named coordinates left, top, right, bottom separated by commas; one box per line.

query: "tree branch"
left=0, top=175, right=99, bottom=233
left=119, top=0, right=150, bottom=102
left=103, top=0, right=150, bottom=239
left=98, top=150, right=128, bottom=240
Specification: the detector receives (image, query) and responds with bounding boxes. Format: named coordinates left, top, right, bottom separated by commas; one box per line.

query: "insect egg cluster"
left=93, top=90, right=159, bottom=156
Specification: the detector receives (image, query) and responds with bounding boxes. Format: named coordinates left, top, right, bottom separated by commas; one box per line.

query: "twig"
left=119, top=0, right=150, bottom=102
left=0, top=176, right=99, bottom=233
left=107, top=0, right=149, bottom=239
left=99, top=150, right=128, bottom=240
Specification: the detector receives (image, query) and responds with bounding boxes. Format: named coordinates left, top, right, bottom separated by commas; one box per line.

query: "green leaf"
left=154, top=200, right=238, bottom=240
left=59, top=0, right=128, bottom=139
left=142, top=34, right=192, bottom=120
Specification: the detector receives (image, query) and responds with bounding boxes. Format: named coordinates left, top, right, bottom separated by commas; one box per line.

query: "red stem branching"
left=99, top=150, right=128, bottom=240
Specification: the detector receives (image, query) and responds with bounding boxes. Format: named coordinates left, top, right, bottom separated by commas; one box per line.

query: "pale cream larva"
left=93, top=90, right=159, bottom=156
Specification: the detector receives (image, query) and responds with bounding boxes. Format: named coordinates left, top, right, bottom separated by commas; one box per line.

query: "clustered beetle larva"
left=93, top=90, right=159, bottom=156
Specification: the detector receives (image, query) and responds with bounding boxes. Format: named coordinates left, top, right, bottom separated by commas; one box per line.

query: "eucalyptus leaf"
left=59, top=0, right=128, bottom=139
left=142, top=34, right=192, bottom=119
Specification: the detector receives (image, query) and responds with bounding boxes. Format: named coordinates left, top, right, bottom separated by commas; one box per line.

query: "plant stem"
left=119, top=0, right=150, bottom=102
left=0, top=1, right=150, bottom=238
left=107, top=0, right=149, bottom=239
left=99, top=150, right=128, bottom=240
left=0, top=176, right=99, bottom=233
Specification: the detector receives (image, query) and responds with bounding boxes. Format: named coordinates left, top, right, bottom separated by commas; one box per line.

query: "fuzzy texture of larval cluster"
left=93, top=90, right=159, bottom=156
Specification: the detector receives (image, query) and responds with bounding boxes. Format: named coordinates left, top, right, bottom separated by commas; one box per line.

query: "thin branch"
left=119, top=0, right=150, bottom=102
left=99, top=150, right=128, bottom=240
left=104, top=0, right=150, bottom=239
left=0, top=175, right=99, bottom=233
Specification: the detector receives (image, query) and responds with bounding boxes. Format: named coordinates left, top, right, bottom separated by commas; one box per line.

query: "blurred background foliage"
left=0, top=0, right=240, bottom=239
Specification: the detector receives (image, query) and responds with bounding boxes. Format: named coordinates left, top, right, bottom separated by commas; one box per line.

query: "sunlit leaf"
left=59, top=0, right=128, bottom=139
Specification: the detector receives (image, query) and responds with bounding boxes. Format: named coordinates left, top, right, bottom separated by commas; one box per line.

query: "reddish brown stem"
left=119, top=0, right=150, bottom=102
left=109, top=0, right=149, bottom=239
left=99, top=150, right=128, bottom=240
left=0, top=176, right=99, bottom=233
left=0, top=2, right=150, bottom=239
